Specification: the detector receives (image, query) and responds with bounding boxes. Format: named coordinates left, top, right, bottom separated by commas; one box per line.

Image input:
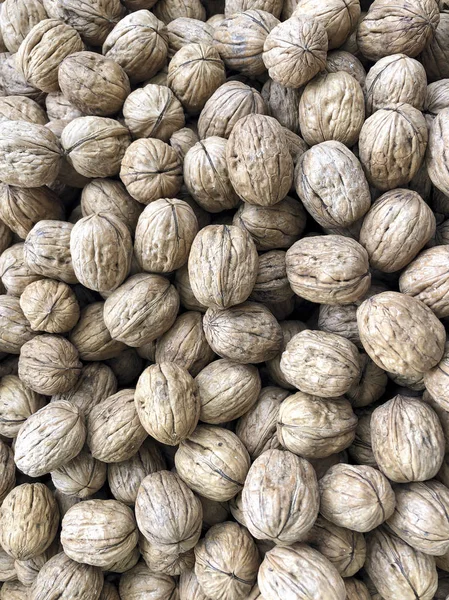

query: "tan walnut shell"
left=167, top=16, right=213, bottom=59
left=170, top=126, right=199, bottom=161
left=225, top=0, right=283, bottom=18
left=420, top=12, right=449, bottom=83
left=0, top=483, right=59, bottom=561
left=294, top=0, right=360, bottom=49
left=261, top=79, right=301, bottom=134
left=0, top=374, right=45, bottom=438
left=139, top=536, right=194, bottom=576
left=249, top=250, right=292, bottom=304
left=152, top=0, right=206, bottom=24
left=0, top=0, right=48, bottom=53
left=344, top=579, right=371, bottom=600
left=428, top=108, right=449, bottom=197
left=424, top=342, right=449, bottom=411
left=226, top=114, right=293, bottom=206
left=0, top=243, right=44, bottom=297
left=346, top=353, right=388, bottom=408
left=61, top=499, right=138, bottom=568
left=119, top=561, right=177, bottom=600
left=136, top=471, right=202, bottom=555
left=20, top=279, right=80, bottom=334
left=357, top=291, right=446, bottom=378
left=175, top=424, right=251, bottom=501
left=0, top=295, right=35, bottom=353
left=325, top=49, right=366, bottom=86
left=51, top=447, right=106, bottom=499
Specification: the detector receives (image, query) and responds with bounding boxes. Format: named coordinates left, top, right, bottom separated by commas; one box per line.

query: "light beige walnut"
left=120, top=138, right=183, bottom=204
left=344, top=579, right=371, bottom=600
left=119, top=562, right=177, bottom=600
left=179, top=568, right=211, bottom=600
left=101, top=546, right=140, bottom=574
left=167, top=16, right=213, bottom=58
left=0, top=374, right=45, bottom=438
left=225, top=0, right=283, bottom=17
left=0, top=51, right=46, bottom=104
left=346, top=353, right=388, bottom=408
left=139, top=536, right=194, bottom=576
left=170, top=127, right=199, bottom=161
left=258, top=544, right=345, bottom=600
left=357, top=291, right=446, bottom=378
left=20, top=279, right=80, bottom=333
left=262, top=15, right=327, bottom=88
left=425, top=81, right=449, bottom=129
left=0, top=483, right=59, bottom=560
left=420, top=13, right=449, bottom=83
left=294, top=0, right=360, bottom=49
left=45, top=91, right=84, bottom=120
left=428, top=109, right=449, bottom=197
left=0, top=242, right=43, bottom=296
left=50, top=447, right=106, bottom=499
left=357, top=0, right=439, bottom=61
left=153, top=0, right=206, bottom=23
left=0, top=295, right=35, bottom=353
left=261, top=79, right=301, bottom=134
left=198, top=80, right=266, bottom=139
left=102, top=10, right=168, bottom=83
left=69, top=302, right=125, bottom=361
left=424, top=343, right=449, bottom=412
left=0, top=95, right=47, bottom=125
left=0, top=0, right=48, bottom=53
left=319, top=463, right=395, bottom=532
left=61, top=499, right=138, bottom=568
left=175, top=425, right=251, bottom=501
left=325, top=49, right=366, bottom=87
left=175, top=264, right=208, bottom=312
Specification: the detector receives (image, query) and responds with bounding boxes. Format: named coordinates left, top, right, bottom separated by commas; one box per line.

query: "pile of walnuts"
left=1, top=0, right=449, bottom=598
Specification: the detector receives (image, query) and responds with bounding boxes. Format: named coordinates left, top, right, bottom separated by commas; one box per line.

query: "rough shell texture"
left=0, top=52, right=46, bottom=104
left=139, top=536, right=194, bottom=576
left=20, top=279, right=80, bottom=333
left=424, top=343, right=449, bottom=411
left=325, top=49, right=366, bottom=87
left=45, top=91, right=84, bottom=120
left=167, top=17, right=213, bottom=59
left=261, top=79, right=301, bottom=134
left=0, top=440, right=15, bottom=503
left=0, top=0, right=48, bottom=53
left=346, top=353, right=388, bottom=408
left=428, top=109, right=449, bottom=197
left=420, top=13, right=449, bottom=83
left=51, top=446, right=106, bottom=499
left=0, top=242, right=44, bottom=297
left=344, top=578, right=371, bottom=600
left=0, top=295, right=35, bottom=353
left=225, top=0, right=283, bottom=18
left=294, top=0, right=360, bottom=49
left=119, top=562, right=177, bottom=600
left=152, top=0, right=206, bottom=24
left=0, top=375, right=45, bottom=438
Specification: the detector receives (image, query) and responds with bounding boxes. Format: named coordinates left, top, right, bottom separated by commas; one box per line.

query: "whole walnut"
left=45, top=91, right=84, bottom=121
left=195, top=522, right=260, bottom=600
left=305, top=516, right=366, bottom=577
left=119, top=562, right=177, bottom=600
left=425, top=81, right=449, bottom=128
left=0, top=440, right=15, bottom=503
left=24, top=220, right=77, bottom=284
left=428, top=109, right=449, bottom=197
left=134, top=198, right=198, bottom=273
left=425, top=343, right=449, bottom=411
left=226, top=114, right=293, bottom=206
left=87, top=389, right=147, bottom=463
left=179, top=569, right=212, bottom=600
left=170, top=127, right=199, bottom=161
left=0, top=0, right=48, bottom=53
left=294, top=0, right=360, bottom=49
left=195, top=358, right=260, bottom=424
left=0, top=375, right=45, bottom=438
left=325, top=49, right=367, bottom=87
left=139, top=536, right=194, bottom=576
left=198, top=81, right=266, bottom=139
left=357, top=291, right=446, bottom=378
left=296, top=141, right=370, bottom=228
left=0, top=484, right=59, bottom=560
left=103, top=273, right=179, bottom=346
left=0, top=295, right=35, bottom=353
left=120, top=138, right=183, bottom=204
left=299, top=72, right=364, bottom=147
left=225, top=0, right=283, bottom=17
left=249, top=250, right=292, bottom=305
left=346, top=354, right=388, bottom=408
left=167, top=17, right=213, bottom=58
left=420, top=13, right=449, bottom=82
left=357, top=0, right=439, bottom=61
left=265, top=321, right=307, bottom=389
left=61, top=499, right=138, bottom=568
left=0, top=95, right=48, bottom=125
left=387, top=480, right=449, bottom=556
left=0, top=243, right=43, bottom=296
left=259, top=544, right=345, bottom=600
left=18, top=335, right=82, bottom=395
left=61, top=116, right=131, bottom=178
left=277, top=392, right=357, bottom=458
left=0, top=581, right=29, bottom=599
left=51, top=447, right=106, bottom=498
left=108, top=438, right=165, bottom=505
left=103, top=10, right=168, bottom=83
left=136, top=471, right=202, bottom=555
left=204, top=301, right=283, bottom=364
left=20, top=279, right=80, bottom=334
left=0, top=120, right=61, bottom=187
left=0, top=52, right=46, bottom=104
left=344, top=579, right=371, bottom=600
left=175, top=425, right=250, bottom=501
left=358, top=103, right=428, bottom=191
left=261, top=79, right=301, bottom=134
left=70, top=302, right=126, bottom=361
left=153, top=0, right=206, bottom=24
left=286, top=235, right=371, bottom=304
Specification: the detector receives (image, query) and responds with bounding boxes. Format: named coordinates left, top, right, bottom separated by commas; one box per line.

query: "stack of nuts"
left=2, top=0, right=449, bottom=599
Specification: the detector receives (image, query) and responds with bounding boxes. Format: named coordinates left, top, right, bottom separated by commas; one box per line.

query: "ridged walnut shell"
left=0, top=295, right=35, bottom=353
left=139, top=536, right=194, bottom=576
left=167, top=16, right=213, bottom=58
left=0, top=0, right=48, bottom=53
left=325, top=49, right=366, bottom=86
left=0, top=374, right=45, bottom=438
left=152, top=0, right=206, bottom=24
left=294, top=0, right=360, bottom=49
left=424, top=343, right=449, bottom=411
left=20, top=279, right=80, bottom=334
left=346, top=354, right=388, bottom=408
left=0, top=242, right=44, bottom=297
left=179, top=569, right=211, bottom=600
left=261, top=79, right=301, bottom=134
left=119, top=562, right=177, bottom=600
left=225, top=0, right=283, bottom=18
left=51, top=447, right=107, bottom=499
left=428, top=109, right=449, bottom=197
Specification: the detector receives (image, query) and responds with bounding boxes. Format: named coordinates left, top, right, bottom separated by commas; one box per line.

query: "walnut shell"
left=0, top=295, right=35, bottom=353
left=170, top=127, right=199, bottom=161
left=103, top=10, right=168, bottom=83
left=325, top=50, right=366, bottom=87
left=0, top=543, right=16, bottom=582
left=0, top=0, right=48, bottom=53
left=319, top=463, right=396, bottom=532
left=105, top=347, right=143, bottom=386
left=0, top=95, right=48, bottom=125
left=175, top=425, right=250, bottom=501
left=167, top=17, right=213, bottom=58
left=357, top=291, right=446, bottom=378
left=0, top=581, right=29, bottom=599
left=226, top=114, right=293, bottom=206
left=20, top=279, right=79, bottom=333
left=428, top=109, right=449, bottom=197
left=424, top=343, right=449, bottom=411
left=0, top=242, right=43, bottom=296
left=198, top=80, right=266, bottom=139
left=225, top=0, right=283, bottom=18
left=0, top=440, right=15, bottom=504
left=258, top=543, right=346, bottom=600
left=249, top=250, right=292, bottom=304
left=346, top=353, right=388, bottom=408
left=294, top=0, right=360, bottom=49
left=344, top=579, right=371, bottom=600
left=0, top=52, right=45, bottom=104
left=179, top=569, right=211, bottom=600
left=175, top=264, right=207, bottom=312
left=15, top=543, right=59, bottom=588
left=119, top=562, right=177, bottom=600
left=0, top=375, right=45, bottom=438
left=194, top=522, right=260, bottom=600
left=153, top=0, right=206, bottom=24
left=45, top=91, right=84, bottom=121
left=120, top=137, right=183, bottom=204
left=420, top=13, right=449, bottom=83
left=100, top=583, right=120, bottom=600
left=102, top=545, right=140, bottom=574
left=61, top=499, right=138, bottom=568
left=318, top=303, right=362, bottom=348
left=261, top=79, right=300, bottom=134
left=139, top=536, right=194, bottom=576
left=357, top=0, right=439, bottom=61
left=0, top=484, right=59, bottom=560
left=49, top=447, right=105, bottom=499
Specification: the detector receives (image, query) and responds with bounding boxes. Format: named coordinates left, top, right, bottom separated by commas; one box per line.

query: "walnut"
left=195, top=522, right=260, bottom=600
left=87, top=388, right=146, bottom=463
left=0, top=0, right=47, bottom=53
left=0, top=483, right=59, bottom=560
left=249, top=250, right=292, bottom=305
left=262, top=15, right=327, bottom=88
left=264, top=321, right=305, bottom=388
left=261, top=79, right=300, bottom=134
left=0, top=440, right=14, bottom=504
left=119, top=562, right=177, bottom=600
left=170, top=127, right=199, bottom=161
left=20, top=279, right=79, bottom=334
left=428, top=109, right=449, bottom=197
left=0, top=95, right=47, bottom=125
left=357, top=0, right=439, bottom=61
left=226, top=114, right=293, bottom=206
left=45, top=91, right=84, bottom=121
left=99, top=583, right=120, bottom=600
left=0, top=52, right=46, bottom=104
left=179, top=569, right=211, bottom=600
left=0, top=375, right=45, bottom=438
left=344, top=579, right=371, bottom=600
left=198, top=80, right=266, bottom=139
left=0, top=295, right=34, bottom=353
left=425, top=83, right=449, bottom=131
left=420, top=14, right=449, bottom=83
left=50, top=447, right=106, bottom=499
left=318, top=303, right=362, bottom=348
left=175, top=424, right=250, bottom=501
left=258, top=544, right=346, bottom=600
left=167, top=17, right=213, bottom=58
left=0, top=544, right=16, bottom=583
left=424, top=343, right=449, bottom=411
left=294, top=0, right=360, bottom=49
left=136, top=471, right=202, bottom=555
left=120, top=138, right=183, bottom=204
left=103, top=273, right=179, bottom=346
left=153, top=0, right=206, bottom=23
left=0, top=217, right=12, bottom=254
left=225, top=0, right=283, bottom=17
left=102, top=10, right=168, bottom=83
left=346, top=353, right=388, bottom=408
left=105, top=347, right=143, bottom=386
left=175, top=264, right=207, bottom=312
left=139, top=536, right=194, bottom=576
left=61, top=499, right=138, bottom=568
left=357, top=291, right=446, bottom=378
left=102, top=546, right=140, bottom=574
left=358, top=103, right=428, bottom=191
left=69, top=303, right=125, bottom=361
left=61, top=116, right=131, bottom=178
left=325, top=50, right=366, bottom=87
left=0, top=242, right=43, bottom=296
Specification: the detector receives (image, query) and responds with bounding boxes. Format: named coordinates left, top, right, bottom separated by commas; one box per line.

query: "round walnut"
left=135, top=363, right=199, bottom=445
left=87, top=389, right=147, bottom=463
left=0, top=95, right=48, bottom=125
left=0, top=484, right=59, bottom=560
left=346, top=354, right=388, bottom=408
left=357, top=0, right=439, bottom=61
left=226, top=114, right=293, bottom=206
left=357, top=291, right=446, bottom=378
left=51, top=447, right=106, bottom=499
left=259, top=544, right=345, bottom=600
left=170, top=127, right=199, bottom=161
left=428, top=109, right=449, bottom=197
left=198, top=80, right=266, bottom=139
left=325, top=50, right=367, bottom=87
left=298, top=72, right=365, bottom=147
left=102, top=10, right=168, bottom=83
left=319, top=463, right=395, bottom=532
left=134, top=198, right=198, bottom=273
left=175, top=425, right=250, bottom=501
left=0, top=243, right=43, bottom=296
left=69, top=302, right=125, bottom=361
left=0, top=375, right=45, bottom=438
left=61, top=499, right=138, bottom=568
left=294, top=0, right=360, bottom=49
left=152, top=0, right=206, bottom=24
left=0, top=295, right=35, bottom=353
left=18, top=335, right=82, bottom=395
left=358, top=103, right=428, bottom=191
left=20, top=279, right=80, bottom=333
left=16, top=543, right=60, bottom=589
left=261, top=79, right=301, bottom=134
left=120, top=138, right=183, bottom=204
left=0, top=52, right=46, bottom=104
left=139, top=536, right=195, bottom=576
left=119, top=562, right=177, bottom=600
left=167, top=17, right=213, bottom=58
left=195, top=358, right=260, bottom=424
left=45, top=91, right=84, bottom=121
left=0, top=0, right=48, bottom=53
left=420, top=13, right=449, bottom=83
left=136, top=471, right=202, bottom=555
left=295, top=141, right=370, bottom=228
left=103, top=273, right=179, bottom=346
left=195, top=522, right=260, bottom=600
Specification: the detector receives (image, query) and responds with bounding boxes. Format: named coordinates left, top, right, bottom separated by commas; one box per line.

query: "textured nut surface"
left=0, top=295, right=35, bottom=353
left=424, top=343, right=449, bottom=411
left=0, top=242, right=44, bottom=297
left=261, top=79, right=301, bottom=134
left=0, top=95, right=48, bottom=125
left=225, top=0, right=283, bottom=18
left=346, top=353, right=388, bottom=408
left=0, top=0, right=48, bottom=53
left=153, top=0, right=206, bottom=23
left=0, top=374, right=45, bottom=438
left=119, top=562, right=177, bottom=600
left=139, top=536, right=194, bottom=576
left=428, top=109, right=449, bottom=197
left=294, top=0, right=360, bottom=49
left=20, top=279, right=80, bottom=333
left=325, top=49, right=366, bottom=86
left=50, top=447, right=106, bottom=499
